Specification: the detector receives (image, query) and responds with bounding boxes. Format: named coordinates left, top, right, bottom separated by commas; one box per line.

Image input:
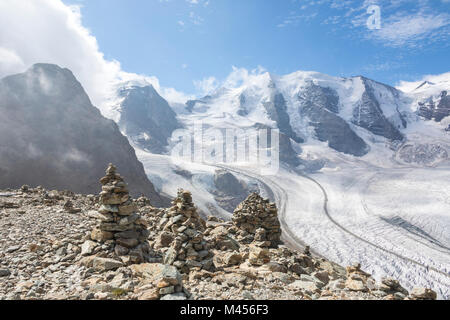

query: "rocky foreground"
left=0, top=166, right=438, bottom=300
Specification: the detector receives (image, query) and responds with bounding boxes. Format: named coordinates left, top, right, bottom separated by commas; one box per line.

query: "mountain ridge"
left=0, top=63, right=169, bottom=206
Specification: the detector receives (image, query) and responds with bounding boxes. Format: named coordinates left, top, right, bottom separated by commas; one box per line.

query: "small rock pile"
left=156, top=190, right=213, bottom=273
left=131, top=263, right=188, bottom=300
left=90, top=164, right=150, bottom=265
left=203, top=217, right=240, bottom=252
left=232, top=193, right=282, bottom=248
left=377, top=277, right=409, bottom=299
left=344, top=263, right=375, bottom=293
left=409, top=287, right=438, bottom=300
left=160, top=189, right=206, bottom=232
left=63, top=199, right=81, bottom=214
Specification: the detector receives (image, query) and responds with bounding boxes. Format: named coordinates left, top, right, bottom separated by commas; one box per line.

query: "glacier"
left=118, top=69, right=450, bottom=298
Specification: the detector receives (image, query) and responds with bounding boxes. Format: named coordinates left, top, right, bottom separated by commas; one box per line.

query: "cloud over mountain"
left=0, top=0, right=190, bottom=116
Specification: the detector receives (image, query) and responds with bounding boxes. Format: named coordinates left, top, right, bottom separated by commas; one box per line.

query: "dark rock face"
left=185, top=96, right=212, bottom=113
left=418, top=99, right=435, bottom=120
left=397, top=143, right=448, bottom=166
left=419, top=91, right=450, bottom=122
left=314, top=109, right=370, bottom=157
left=298, top=83, right=369, bottom=157
left=252, top=123, right=301, bottom=166
left=212, top=169, right=255, bottom=213
left=0, top=64, right=166, bottom=206
left=118, top=85, right=180, bottom=154
left=186, top=100, right=196, bottom=113
left=352, top=78, right=404, bottom=141
left=262, top=92, right=304, bottom=143
left=237, top=93, right=249, bottom=116
left=213, top=169, right=246, bottom=197
left=415, top=81, right=435, bottom=90
left=435, top=92, right=450, bottom=122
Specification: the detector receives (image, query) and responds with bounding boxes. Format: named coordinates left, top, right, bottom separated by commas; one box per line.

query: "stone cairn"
left=90, top=164, right=150, bottom=265
left=231, top=193, right=282, bottom=248
left=157, top=189, right=213, bottom=273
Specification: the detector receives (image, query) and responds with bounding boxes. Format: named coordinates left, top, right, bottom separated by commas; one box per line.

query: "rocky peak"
left=117, top=84, right=181, bottom=154
left=353, top=77, right=405, bottom=141
left=415, top=81, right=435, bottom=91
left=297, top=82, right=370, bottom=157
left=417, top=90, right=450, bottom=122
left=0, top=64, right=167, bottom=205
left=2, top=63, right=89, bottom=107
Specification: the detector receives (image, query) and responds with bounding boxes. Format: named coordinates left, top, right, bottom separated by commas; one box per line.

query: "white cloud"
left=193, top=76, right=219, bottom=95
left=0, top=0, right=190, bottom=116
left=0, top=48, right=25, bottom=75
left=288, top=0, right=450, bottom=49
left=186, top=0, right=210, bottom=6
left=193, top=66, right=268, bottom=95
left=223, top=66, right=267, bottom=88
left=369, top=12, right=450, bottom=47
left=362, top=60, right=406, bottom=72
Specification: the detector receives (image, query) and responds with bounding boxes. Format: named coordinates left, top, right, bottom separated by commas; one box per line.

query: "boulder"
left=130, top=263, right=182, bottom=287
left=90, top=227, right=114, bottom=242
left=138, top=288, right=160, bottom=300
left=289, top=280, right=320, bottom=293
left=248, top=245, right=271, bottom=266
left=410, top=287, right=437, bottom=300
left=0, top=269, right=11, bottom=277
left=345, top=278, right=367, bottom=292
left=92, top=257, right=124, bottom=272
left=213, top=252, right=243, bottom=268
left=81, top=240, right=97, bottom=256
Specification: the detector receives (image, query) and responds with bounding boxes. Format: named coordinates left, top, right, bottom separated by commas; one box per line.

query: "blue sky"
left=58, top=0, right=450, bottom=95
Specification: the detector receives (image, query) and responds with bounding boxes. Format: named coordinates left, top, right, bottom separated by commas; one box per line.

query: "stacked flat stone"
left=232, top=193, right=281, bottom=248
left=90, top=164, right=150, bottom=265
left=203, top=216, right=239, bottom=252
left=159, top=189, right=213, bottom=273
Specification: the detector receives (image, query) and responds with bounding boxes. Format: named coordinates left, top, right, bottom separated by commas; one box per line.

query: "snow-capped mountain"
left=169, top=70, right=448, bottom=167
left=101, top=68, right=448, bottom=231
left=0, top=64, right=168, bottom=206
left=96, top=68, right=450, bottom=173
left=1, top=64, right=448, bottom=297
left=113, top=84, right=181, bottom=154
left=417, top=90, right=450, bottom=123
left=397, top=72, right=450, bottom=128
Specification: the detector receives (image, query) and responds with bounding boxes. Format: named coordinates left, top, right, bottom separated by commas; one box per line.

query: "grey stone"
left=92, top=257, right=124, bottom=272
left=0, top=268, right=11, bottom=277
left=80, top=241, right=96, bottom=256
